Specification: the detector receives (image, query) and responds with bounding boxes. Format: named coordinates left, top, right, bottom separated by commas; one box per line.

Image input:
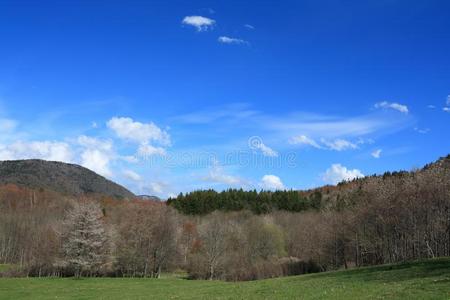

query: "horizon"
left=1, top=0, right=450, bottom=198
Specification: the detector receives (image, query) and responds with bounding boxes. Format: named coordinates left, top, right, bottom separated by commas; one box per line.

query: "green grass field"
left=0, top=258, right=449, bottom=299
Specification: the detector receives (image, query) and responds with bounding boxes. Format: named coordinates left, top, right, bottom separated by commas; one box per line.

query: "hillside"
left=0, top=159, right=135, bottom=199
left=312, top=153, right=450, bottom=210
left=168, top=154, right=450, bottom=214
left=0, top=258, right=449, bottom=299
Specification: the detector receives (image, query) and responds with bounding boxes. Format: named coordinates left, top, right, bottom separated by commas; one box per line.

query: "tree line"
left=0, top=155, right=449, bottom=281
left=167, top=189, right=323, bottom=214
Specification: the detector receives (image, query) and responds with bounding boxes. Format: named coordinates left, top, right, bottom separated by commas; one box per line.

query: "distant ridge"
left=0, top=159, right=135, bottom=199
left=137, top=195, right=161, bottom=201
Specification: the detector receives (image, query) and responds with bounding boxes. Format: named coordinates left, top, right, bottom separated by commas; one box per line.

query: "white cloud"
left=0, top=115, right=170, bottom=181
left=78, top=135, right=113, bottom=151
left=289, top=135, right=322, bottom=149
left=143, top=181, right=172, bottom=197
left=244, top=24, right=254, bottom=30
left=260, top=175, right=285, bottom=190
left=0, top=140, right=73, bottom=162
left=374, top=101, right=409, bottom=114
left=444, top=107, right=450, bottom=113
left=123, top=169, right=142, bottom=182
left=148, top=181, right=164, bottom=194
left=80, top=149, right=112, bottom=177
left=77, top=135, right=114, bottom=177
left=0, top=134, right=116, bottom=177
left=91, top=121, right=98, bottom=128
left=321, top=138, right=358, bottom=151
left=121, top=155, right=139, bottom=163
left=182, top=15, right=215, bottom=31
left=107, top=117, right=169, bottom=162
left=218, top=36, right=248, bottom=45
left=137, top=144, right=166, bottom=157
left=371, top=149, right=382, bottom=158
left=107, top=117, right=170, bottom=146
left=323, top=164, right=364, bottom=185
left=427, top=105, right=436, bottom=109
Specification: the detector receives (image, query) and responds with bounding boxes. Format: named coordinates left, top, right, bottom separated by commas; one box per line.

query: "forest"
left=167, top=189, right=323, bottom=214
left=0, top=155, right=449, bottom=281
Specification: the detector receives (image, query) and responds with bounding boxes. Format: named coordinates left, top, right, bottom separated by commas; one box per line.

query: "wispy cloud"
left=289, top=135, right=358, bottom=151
left=289, top=135, right=322, bottom=149
left=202, top=159, right=246, bottom=186
left=255, top=141, right=278, bottom=157
left=173, top=103, right=259, bottom=124
left=248, top=136, right=278, bottom=157
left=371, top=149, right=382, bottom=158
left=174, top=104, right=413, bottom=156
left=218, top=36, right=249, bottom=45
left=199, top=8, right=215, bottom=15
left=374, top=101, right=409, bottom=114
left=320, top=138, right=358, bottom=151
left=414, top=127, right=430, bottom=134
left=244, top=24, right=255, bottom=30
left=123, top=169, right=142, bottom=182
left=182, top=15, right=215, bottom=31
left=268, top=112, right=411, bottom=139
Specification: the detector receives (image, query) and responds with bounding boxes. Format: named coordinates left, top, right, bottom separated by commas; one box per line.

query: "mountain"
left=137, top=195, right=161, bottom=201
left=0, top=159, right=135, bottom=199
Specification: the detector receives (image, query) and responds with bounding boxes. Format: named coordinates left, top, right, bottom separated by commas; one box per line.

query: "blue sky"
left=0, top=0, right=449, bottom=198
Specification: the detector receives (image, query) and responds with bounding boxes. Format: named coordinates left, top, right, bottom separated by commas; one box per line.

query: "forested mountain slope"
left=0, top=159, right=134, bottom=199
left=168, top=154, right=450, bottom=215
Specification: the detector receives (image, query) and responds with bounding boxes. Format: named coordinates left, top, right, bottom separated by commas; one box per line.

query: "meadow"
left=0, top=258, right=449, bottom=300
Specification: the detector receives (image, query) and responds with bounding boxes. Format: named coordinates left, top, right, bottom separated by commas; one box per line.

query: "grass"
left=0, top=258, right=449, bottom=299
left=0, top=265, right=11, bottom=272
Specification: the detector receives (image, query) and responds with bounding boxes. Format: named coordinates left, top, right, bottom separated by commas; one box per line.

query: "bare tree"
left=114, top=203, right=179, bottom=278
left=197, top=212, right=230, bottom=280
